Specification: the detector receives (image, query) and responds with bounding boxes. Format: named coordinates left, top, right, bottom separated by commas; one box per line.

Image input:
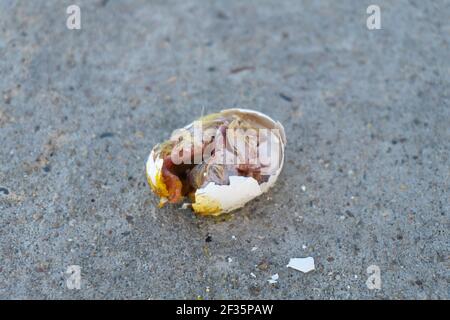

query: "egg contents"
left=146, top=108, right=286, bottom=216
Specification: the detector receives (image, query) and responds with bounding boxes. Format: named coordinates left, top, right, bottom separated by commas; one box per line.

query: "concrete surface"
left=0, top=0, right=449, bottom=299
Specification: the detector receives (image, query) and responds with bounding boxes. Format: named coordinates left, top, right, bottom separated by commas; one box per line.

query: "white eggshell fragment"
left=287, top=257, right=315, bottom=273
left=146, top=149, right=161, bottom=187
left=193, top=176, right=262, bottom=214
left=268, top=273, right=279, bottom=284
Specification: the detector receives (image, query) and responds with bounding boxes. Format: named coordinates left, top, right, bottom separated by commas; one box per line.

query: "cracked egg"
left=146, top=108, right=286, bottom=216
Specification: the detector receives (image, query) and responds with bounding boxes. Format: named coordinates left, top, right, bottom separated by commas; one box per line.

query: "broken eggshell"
left=146, top=108, right=286, bottom=216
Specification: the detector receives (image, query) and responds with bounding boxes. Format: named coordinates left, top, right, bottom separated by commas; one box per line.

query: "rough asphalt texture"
left=0, top=0, right=449, bottom=299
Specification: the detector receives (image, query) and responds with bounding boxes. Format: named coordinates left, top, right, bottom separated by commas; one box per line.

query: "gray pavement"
left=0, top=0, right=449, bottom=299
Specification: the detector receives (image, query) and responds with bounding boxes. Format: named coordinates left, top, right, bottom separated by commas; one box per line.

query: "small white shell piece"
left=146, top=149, right=161, bottom=187
left=287, top=257, right=315, bottom=273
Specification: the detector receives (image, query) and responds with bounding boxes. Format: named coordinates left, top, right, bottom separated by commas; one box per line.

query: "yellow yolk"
left=192, top=194, right=223, bottom=216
